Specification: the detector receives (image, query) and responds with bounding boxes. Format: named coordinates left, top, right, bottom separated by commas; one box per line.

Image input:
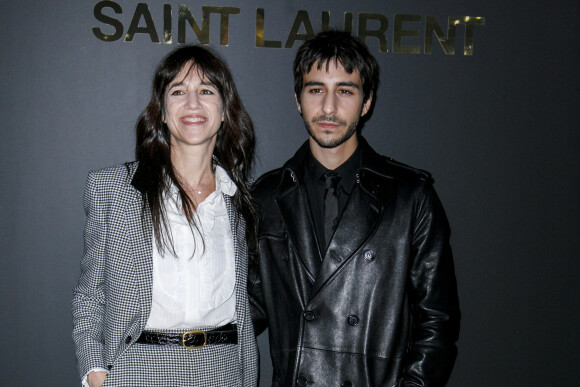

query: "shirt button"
left=125, top=336, right=132, bottom=344
left=303, top=311, right=315, bottom=321
left=347, top=315, right=359, bottom=326
left=342, top=381, right=353, bottom=387
left=363, top=249, right=375, bottom=261
left=297, top=375, right=308, bottom=386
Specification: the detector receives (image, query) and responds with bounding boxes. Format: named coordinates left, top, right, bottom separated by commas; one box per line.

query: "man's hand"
left=87, top=371, right=108, bottom=387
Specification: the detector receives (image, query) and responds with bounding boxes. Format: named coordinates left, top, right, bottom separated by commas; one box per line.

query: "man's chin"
left=310, top=134, right=347, bottom=149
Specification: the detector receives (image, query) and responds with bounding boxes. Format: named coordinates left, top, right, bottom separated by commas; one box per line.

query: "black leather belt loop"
left=136, top=323, right=237, bottom=349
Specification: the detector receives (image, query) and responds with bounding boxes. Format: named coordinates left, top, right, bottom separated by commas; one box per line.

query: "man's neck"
left=309, top=135, right=358, bottom=170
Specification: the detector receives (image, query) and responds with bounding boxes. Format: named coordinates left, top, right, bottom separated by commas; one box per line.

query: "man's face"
left=296, top=60, right=372, bottom=150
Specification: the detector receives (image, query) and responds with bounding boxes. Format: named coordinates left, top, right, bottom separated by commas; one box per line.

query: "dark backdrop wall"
left=1, top=0, right=578, bottom=385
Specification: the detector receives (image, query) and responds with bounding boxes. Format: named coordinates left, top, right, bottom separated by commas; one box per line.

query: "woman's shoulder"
left=87, top=161, right=139, bottom=186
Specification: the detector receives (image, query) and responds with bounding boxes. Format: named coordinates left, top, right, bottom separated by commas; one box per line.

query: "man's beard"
left=304, top=115, right=358, bottom=149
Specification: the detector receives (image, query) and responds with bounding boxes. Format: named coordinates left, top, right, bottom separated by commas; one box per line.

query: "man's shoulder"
left=359, top=137, right=433, bottom=184
left=374, top=156, right=433, bottom=184
left=252, top=167, right=285, bottom=199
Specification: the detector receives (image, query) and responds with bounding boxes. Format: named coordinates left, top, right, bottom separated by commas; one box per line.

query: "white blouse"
left=145, top=166, right=237, bottom=329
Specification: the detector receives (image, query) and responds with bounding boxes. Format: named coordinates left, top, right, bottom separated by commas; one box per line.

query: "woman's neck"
left=171, top=147, right=216, bottom=202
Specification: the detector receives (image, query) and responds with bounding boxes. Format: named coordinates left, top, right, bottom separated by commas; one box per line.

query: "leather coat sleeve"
left=71, top=171, right=107, bottom=379
left=401, top=181, right=460, bottom=386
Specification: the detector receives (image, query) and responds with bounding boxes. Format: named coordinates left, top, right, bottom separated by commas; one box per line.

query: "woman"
left=72, top=45, right=258, bottom=386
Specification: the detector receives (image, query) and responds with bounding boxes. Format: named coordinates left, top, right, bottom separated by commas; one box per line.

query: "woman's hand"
left=87, top=370, right=108, bottom=387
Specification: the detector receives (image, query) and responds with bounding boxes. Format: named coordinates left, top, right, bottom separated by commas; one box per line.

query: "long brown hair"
left=135, top=45, right=256, bottom=253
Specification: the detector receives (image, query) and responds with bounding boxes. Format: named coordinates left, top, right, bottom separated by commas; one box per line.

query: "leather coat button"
left=347, top=315, right=359, bottom=326
left=342, top=381, right=353, bottom=387
left=363, top=249, right=375, bottom=261
left=125, top=336, right=132, bottom=344
left=303, top=311, right=315, bottom=321
left=296, top=375, right=308, bottom=386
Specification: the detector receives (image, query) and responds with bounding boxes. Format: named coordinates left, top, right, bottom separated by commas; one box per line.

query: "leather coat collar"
left=276, top=136, right=400, bottom=196
left=274, top=136, right=394, bottom=300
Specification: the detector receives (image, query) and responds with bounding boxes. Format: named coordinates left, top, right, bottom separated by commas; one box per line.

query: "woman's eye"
left=200, top=89, right=215, bottom=95
left=170, top=90, right=184, bottom=96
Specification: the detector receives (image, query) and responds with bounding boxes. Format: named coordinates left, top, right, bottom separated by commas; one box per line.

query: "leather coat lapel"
left=276, top=172, right=322, bottom=285
left=310, top=182, right=383, bottom=298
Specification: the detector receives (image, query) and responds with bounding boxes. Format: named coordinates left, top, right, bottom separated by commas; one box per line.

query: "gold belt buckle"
left=182, top=330, right=207, bottom=349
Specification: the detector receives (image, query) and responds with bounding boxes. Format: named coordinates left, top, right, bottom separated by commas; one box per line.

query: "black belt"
left=136, top=324, right=237, bottom=349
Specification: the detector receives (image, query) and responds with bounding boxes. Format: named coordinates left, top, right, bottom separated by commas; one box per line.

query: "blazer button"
left=363, top=249, right=375, bottom=261
left=296, top=375, right=308, bottom=386
left=347, top=315, right=359, bottom=326
left=303, top=311, right=315, bottom=321
left=342, top=381, right=353, bottom=387
left=125, top=336, right=132, bottom=344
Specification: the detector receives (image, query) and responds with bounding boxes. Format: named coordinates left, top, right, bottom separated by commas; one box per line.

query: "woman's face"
left=163, top=63, right=224, bottom=153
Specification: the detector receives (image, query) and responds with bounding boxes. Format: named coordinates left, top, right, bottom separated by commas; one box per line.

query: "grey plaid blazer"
left=72, top=162, right=258, bottom=385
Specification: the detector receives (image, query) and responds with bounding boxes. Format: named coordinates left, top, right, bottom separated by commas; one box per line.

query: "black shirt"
left=303, top=144, right=361, bottom=253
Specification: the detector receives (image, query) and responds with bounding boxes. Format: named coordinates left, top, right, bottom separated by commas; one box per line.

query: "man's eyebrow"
left=336, top=81, right=360, bottom=88
left=303, top=80, right=360, bottom=88
left=304, top=81, right=325, bottom=87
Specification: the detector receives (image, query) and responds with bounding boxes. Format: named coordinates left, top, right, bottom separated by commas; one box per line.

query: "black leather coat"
left=250, top=138, right=460, bottom=386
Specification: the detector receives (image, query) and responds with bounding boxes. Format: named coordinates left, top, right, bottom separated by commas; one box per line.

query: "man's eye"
left=309, top=88, right=323, bottom=94
left=339, top=89, right=353, bottom=95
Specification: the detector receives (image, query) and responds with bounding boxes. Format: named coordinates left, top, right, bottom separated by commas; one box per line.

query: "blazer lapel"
left=223, top=194, right=248, bottom=332
left=129, top=164, right=154, bottom=327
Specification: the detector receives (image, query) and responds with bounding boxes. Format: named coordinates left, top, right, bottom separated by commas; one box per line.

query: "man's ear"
left=295, top=94, right=302, bottom=114
left=361, top=93, right=373, bottom=117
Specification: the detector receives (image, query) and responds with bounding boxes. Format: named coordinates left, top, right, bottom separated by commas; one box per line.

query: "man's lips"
left=317, top=121, right=339, bottom=129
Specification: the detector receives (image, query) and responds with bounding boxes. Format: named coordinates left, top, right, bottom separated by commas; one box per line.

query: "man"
left=250, top=30, right=460, bottom=386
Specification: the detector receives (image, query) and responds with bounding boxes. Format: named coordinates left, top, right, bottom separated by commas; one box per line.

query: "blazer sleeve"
left=248, top=251, right=268, bottom=336
left=402, top=181, right=461, bottom=386
left=71, top=171, right=108, bottom=379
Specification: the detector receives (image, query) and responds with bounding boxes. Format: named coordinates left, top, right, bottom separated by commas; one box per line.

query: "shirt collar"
left=214, top=165, right=237, bottom=197
left=305, top=143, right=361, bottom=193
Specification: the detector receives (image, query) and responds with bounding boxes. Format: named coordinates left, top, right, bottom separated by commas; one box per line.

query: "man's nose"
left=322, top=93, right=337, bottom=115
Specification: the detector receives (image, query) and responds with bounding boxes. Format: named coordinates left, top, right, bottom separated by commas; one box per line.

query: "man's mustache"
left=312, top=115, right=346, bottom=126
